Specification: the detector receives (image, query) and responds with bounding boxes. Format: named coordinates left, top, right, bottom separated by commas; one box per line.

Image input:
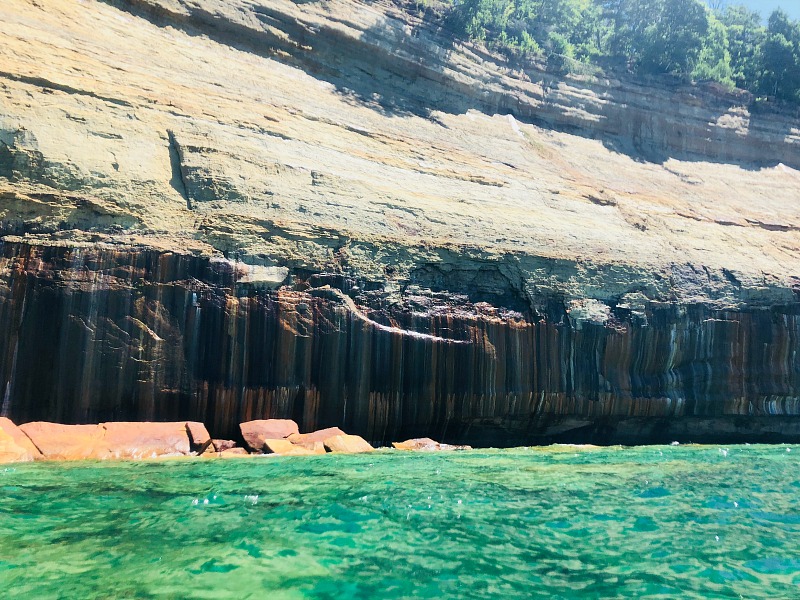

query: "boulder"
left=288, top=427, right=346, bottom=446
left=295, top=440, right=327, bottom=454
left=0, top=418, right=42, bottom=463
left=185, top=421, right=212, bottom=453
left=102, top=422, right=191, bottom=459
left=323, top=434, right=374, bottom=453
left=212, top=439, right=238, bottom=452
left=19, top=422, right=110, bottom=460
left=220, top=447, right=250, bottom=458
left=18, top=421, right=194, bottom=460
left=240, top=419, right=299, bottom=452
left=0, top=417, right=42, bottom=461
left=263, top=438, right=316, bottom=456
left=392, top=438, right=472, bottom=451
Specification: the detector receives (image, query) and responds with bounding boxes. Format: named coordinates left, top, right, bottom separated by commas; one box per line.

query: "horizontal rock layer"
left=1, top=0, right=800, bottom=444
left=2, top=241, right=798, bottom=445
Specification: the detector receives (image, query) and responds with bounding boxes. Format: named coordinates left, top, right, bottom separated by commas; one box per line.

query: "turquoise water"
left=1, top=446, right=800, bottom=599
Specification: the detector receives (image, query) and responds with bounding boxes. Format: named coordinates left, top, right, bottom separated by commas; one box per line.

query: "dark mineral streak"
left=1, top=241, right=799, bottom=445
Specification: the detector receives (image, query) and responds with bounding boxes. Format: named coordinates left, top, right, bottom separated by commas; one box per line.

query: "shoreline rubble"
left=0, top=417, right=468, bottom=464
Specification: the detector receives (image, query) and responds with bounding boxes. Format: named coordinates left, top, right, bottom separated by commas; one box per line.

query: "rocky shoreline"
left=0, top=417, right=470, bottom=464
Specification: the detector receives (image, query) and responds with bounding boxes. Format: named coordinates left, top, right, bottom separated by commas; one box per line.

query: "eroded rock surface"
left=240, top=419, right=300, bottom=452
left=18, top=420, right=195, bottom=460
left=0, top=0, right=799, bottom=444
left=323, top=434, right=375, bottom=454
left=0, top=417, right=41, bottom=462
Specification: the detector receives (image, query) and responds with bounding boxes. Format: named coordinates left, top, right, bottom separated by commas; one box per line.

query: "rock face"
left=0, top=0, right=799, bottom=445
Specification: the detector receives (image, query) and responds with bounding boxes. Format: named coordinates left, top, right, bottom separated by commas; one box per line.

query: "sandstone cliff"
left=1, top=0, right=799, bottom=444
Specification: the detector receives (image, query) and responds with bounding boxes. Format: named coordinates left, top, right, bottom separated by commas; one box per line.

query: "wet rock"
left=212, top=439, right=238, bottom=452
left=0, top=417, right=41, bottom=462
left=392, top=438, right=472, bottom=451
left=263, top=438, right=316, bottom=456
left=240, top=419, right=299, bottom=453
left=323, top=434, right=374, bottom=454
left=185, top=421, right=212, bottom=453
left=102, top=422, right=191, bottom=459
left=19, top=422, right=110, bottom=460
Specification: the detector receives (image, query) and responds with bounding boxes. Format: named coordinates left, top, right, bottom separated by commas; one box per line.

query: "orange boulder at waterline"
left=240, top=419, right=299, bottom=452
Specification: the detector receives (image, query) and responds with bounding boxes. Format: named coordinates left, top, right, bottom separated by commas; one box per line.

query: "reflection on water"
left=1, top=445, right=800, bottom=598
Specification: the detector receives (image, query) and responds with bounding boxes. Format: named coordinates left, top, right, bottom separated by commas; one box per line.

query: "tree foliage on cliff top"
left=416, top=0, right=800, bottom=104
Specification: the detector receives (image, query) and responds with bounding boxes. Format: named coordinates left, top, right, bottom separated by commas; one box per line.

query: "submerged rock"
left=240, top=420, right=300, bottom=453
left=323, top=434, right=374, bottom=454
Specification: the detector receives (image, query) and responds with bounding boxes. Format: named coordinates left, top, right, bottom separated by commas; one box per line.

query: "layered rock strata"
left=0, top=0, right=799, bottom=444
left=1, top=242, right=799, bottom=445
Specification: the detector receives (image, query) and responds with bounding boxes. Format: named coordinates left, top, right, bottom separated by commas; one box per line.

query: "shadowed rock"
left=240, top=419, right=300, bottom=452
left=212, top=439, right=238, bottom=452
left=185, top=421, right=212, bottom=453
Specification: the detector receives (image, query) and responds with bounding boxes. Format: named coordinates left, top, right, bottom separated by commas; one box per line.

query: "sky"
left=706, top=0, right=800, bottom=20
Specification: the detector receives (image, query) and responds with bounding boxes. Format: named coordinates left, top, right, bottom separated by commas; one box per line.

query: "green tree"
left=758, top=10, right=800, bottom=101
left=693, top=11, right=734, bottom=86
left=719, top=4, right=765, bottom=90
left=637, top=0, right=709, bottom=75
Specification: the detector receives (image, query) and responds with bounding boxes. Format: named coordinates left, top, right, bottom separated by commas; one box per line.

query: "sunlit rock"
left=19, top=422, right=110, bottom=461
left=240, top=420, right=300, bottom=452
left=392, top=438, right=472, bottom=451
left=323, top=434, right=374, bottom=453
left=288, top=427, right=346, bottom=447
left=220, top=448, right=249, bottom=457
left=263, top=438, right=317, bottom=456
left=102, top=422, right=191, bottom=459
left=0, top=417, right=41, bottom=462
